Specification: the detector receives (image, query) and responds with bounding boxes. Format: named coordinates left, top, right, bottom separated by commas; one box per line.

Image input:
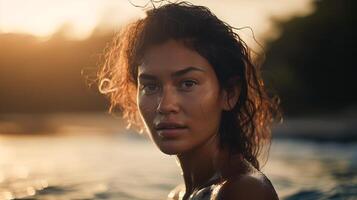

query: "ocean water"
left=0, top=115, right=356, bottom=200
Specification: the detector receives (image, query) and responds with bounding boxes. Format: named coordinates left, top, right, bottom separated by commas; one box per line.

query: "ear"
left=221, top=78, right=241, bottom=111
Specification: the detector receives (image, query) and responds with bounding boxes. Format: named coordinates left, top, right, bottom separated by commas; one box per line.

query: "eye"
left=179, top=80, right=198, bottom=91
left=140, top=83, right=160, bottom=95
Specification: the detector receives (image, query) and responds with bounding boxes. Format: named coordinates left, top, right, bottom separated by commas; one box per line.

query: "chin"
left=155, top=140, right=192, bottom=155
left=159, top=148, right=180, bottom=155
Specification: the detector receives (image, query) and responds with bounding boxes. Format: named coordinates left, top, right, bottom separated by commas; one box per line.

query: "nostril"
left=156, top=93, right=179, bottom=114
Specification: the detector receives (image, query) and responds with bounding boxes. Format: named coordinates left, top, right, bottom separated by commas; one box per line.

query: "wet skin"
left=137, top=39, right=227, bottom=155
left=136, top=40, right=279, bottom=200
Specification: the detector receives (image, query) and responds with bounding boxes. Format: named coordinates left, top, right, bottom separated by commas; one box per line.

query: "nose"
left=157, top=86, right=180, bottom=115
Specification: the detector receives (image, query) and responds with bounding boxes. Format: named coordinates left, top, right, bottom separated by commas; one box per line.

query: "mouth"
left=155, top=122, right=188, bottom=138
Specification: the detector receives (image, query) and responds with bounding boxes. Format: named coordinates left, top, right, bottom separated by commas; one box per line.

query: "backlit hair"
left=98, top=2, right=280, bottom=170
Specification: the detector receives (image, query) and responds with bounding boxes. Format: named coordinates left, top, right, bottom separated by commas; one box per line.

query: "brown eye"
left=179, top=80, right=198, bottom=91
left=141, top=84, right=160, bottom=95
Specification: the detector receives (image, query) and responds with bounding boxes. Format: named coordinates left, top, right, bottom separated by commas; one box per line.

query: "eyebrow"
left=138, top=66, right=205, bottom=80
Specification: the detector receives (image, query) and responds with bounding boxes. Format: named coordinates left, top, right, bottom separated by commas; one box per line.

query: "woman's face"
left=137, top=40, right=226, bottom=155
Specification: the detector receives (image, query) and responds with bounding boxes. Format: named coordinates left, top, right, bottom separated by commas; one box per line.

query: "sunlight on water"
left=0, top=122, right=356, bottom=199
left=0, top=133, right=181, bottom=200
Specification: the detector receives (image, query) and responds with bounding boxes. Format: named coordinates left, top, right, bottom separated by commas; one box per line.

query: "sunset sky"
left=0, top=0, right=314, bottom=41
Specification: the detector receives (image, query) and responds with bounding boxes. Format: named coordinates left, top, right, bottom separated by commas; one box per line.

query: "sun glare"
left=0, top=0, right=143, bottom=39
left=0, top=0, right=314, bottom=40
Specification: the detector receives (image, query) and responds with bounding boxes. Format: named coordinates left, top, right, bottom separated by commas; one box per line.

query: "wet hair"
left=98, top=1, right=280, bottom=170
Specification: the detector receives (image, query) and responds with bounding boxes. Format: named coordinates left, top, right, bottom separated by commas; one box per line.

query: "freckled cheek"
left=137, top=95, right=158, bottom=129
left=186, top=88, right=221, bottom=131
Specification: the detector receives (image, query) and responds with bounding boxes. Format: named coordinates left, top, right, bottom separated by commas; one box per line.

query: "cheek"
left=137, top=94, right=157, bottom=127
left=186, top=85, right=222, bottom=131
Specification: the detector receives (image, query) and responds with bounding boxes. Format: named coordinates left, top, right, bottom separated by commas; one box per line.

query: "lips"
left=155, top=122, right=187, bottom=130
left=155, top=122, right=188, bottom=138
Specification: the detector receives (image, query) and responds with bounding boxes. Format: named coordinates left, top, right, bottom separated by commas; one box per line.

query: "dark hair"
left=98, top=2, right=280, bottom=170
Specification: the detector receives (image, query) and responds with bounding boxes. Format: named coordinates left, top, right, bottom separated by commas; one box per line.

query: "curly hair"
left=97, top=2, right=280, bottom=170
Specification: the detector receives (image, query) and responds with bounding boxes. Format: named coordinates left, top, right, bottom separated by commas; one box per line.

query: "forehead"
left=138, top=40, right=213, bottom=75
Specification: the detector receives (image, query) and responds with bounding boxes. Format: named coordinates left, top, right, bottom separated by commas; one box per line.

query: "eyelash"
left=179, top=80, right=198, bottom=90
left=140, top=80, right=198, bottom=94
left=140, top=83, right=159, bottom=95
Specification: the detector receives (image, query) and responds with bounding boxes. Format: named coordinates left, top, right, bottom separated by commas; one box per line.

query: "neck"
left=176, top=134, right=225, bottom=196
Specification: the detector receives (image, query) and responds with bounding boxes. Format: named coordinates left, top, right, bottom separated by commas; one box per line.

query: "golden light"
left=0, top=0, right=142, bottom=39
left=0, top=0, right=314, bottom=40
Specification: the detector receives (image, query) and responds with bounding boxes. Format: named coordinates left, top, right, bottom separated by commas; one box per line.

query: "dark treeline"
left=0, top=0, right=355, bottom=115
left=262, top=0, right=357, bottom=115
left=0, top=29, right=111, bottom=113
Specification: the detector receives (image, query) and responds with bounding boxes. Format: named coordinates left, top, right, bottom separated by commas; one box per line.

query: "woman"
left=98, top=2, right=280, bottom=200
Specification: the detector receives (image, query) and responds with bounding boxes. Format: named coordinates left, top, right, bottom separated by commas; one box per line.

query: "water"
left=267, top=140, right=357, bottom=199
left=0, top=115, right=356, bottom=200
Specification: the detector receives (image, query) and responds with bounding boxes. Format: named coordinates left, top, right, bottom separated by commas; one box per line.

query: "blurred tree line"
left=0, top=0, right=355, bottom=116
left=262, top=0, right=356, bottom=115
left=0, top=29, right=110, bottom=113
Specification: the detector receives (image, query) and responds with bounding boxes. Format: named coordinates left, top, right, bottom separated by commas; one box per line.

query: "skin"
left=136, top=40, right=279, bottom=200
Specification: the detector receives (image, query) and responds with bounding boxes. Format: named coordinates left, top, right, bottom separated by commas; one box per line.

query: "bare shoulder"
left=217, top=171, right=279, bottom=200
left=167, top=184, right=185, bottom=200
